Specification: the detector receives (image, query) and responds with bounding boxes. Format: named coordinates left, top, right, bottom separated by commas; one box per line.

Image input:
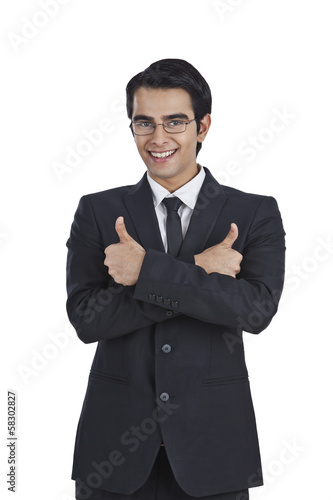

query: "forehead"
left=132, top=87, right=194, bottom=118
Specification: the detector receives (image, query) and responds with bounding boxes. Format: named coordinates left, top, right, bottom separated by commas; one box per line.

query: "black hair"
left=126, top=58, right=212, bottom=156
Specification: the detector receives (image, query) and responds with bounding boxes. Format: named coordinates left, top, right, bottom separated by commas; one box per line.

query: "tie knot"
left=162, top=197, right=182, bottom=213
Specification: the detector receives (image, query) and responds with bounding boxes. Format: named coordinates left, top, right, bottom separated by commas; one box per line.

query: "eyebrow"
left=132, top=113, right=190, bottom=122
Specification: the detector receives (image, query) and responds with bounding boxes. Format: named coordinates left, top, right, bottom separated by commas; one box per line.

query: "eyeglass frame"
left=129, top=118, right=197, bottom=136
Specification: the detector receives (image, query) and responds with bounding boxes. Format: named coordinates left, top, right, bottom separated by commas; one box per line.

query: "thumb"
left=221, top=223, right=238, bottom=248
left=115, top=216, right=131, bottom=242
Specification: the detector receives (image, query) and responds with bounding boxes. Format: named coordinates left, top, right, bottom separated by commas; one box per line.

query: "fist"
left=194, top=223, right=243, bottom=278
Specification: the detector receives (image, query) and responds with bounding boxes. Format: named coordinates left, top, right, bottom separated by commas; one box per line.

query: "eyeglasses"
left=130, top=118, right=197, bottom=136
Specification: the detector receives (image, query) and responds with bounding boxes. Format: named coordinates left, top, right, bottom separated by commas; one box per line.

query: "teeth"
left=150, top=150, right=176, bottom=158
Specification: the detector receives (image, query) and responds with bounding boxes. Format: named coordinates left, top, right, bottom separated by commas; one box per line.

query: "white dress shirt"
left=146, top=164, right=206, bottom=253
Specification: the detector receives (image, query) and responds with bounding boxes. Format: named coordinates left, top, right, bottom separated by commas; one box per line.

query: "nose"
left=150, top=123, right=170, bottom=145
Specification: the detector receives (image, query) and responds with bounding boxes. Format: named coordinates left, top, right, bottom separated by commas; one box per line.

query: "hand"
left=194, top=223, right=243, bottom=278
left=104, top=217, right=146, bottom=286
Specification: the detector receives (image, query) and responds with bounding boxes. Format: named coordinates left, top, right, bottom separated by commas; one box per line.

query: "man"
left=66, top=59, right=285, bottom=500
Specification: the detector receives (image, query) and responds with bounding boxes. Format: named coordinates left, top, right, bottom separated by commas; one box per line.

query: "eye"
left=137, top=121, right=153, bottom=128
left=167, top=120, right=184, bottom=127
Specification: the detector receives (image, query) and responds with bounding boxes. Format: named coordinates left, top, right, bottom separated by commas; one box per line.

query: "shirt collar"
left=146, top=164, right=206, bottom=210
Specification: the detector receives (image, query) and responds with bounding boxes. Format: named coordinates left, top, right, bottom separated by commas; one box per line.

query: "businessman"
left=66, top=59, right=286, bottom=500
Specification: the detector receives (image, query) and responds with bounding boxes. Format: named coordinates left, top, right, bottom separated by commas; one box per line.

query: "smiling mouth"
left=149, top=149, right=177, bottom=159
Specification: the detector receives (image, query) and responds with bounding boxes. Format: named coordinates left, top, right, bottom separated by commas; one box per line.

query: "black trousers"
left=75, top=446, right=249, bottom=500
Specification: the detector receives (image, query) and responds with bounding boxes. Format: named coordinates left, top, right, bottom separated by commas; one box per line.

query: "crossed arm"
left=66, top=195, right=285, bottom=343
left=104, top=217, right=243, bottom=285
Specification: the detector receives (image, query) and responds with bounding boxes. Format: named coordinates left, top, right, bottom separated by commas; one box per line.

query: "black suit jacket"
left=66, top=166, right=285, bottom=497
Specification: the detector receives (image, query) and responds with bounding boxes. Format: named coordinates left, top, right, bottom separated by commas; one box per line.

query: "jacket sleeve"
left=65, top=195, right=181, bottom=344
left=133, top=196, right=286, bottom=334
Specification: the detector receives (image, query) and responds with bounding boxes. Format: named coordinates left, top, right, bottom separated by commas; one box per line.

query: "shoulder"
left=221, top=184, right=279, bottom=208
left=75, top=183, right=134, bottom=213
left=82, top=183, right=134, bottom=201
left=204, top=166, right=277, bottom=208
left=220, top=186, right=282, bottom=225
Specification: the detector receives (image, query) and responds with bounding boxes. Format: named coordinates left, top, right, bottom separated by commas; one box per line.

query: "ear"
left=197, top=114, right=211, bottom=143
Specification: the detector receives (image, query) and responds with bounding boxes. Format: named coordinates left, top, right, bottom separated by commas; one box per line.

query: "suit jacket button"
left=156, top=296, right=163, bottom=303
left=160, top=392, right=169, bottom=402
left=165, top=310, right=173, bottom=317
left=148, top=294, right=156, bottom=301
left=163, top=298, right=171, bottom=306
left=162, top=344, right=172, bottom=353
left=171, top=301, right=179, bottom=308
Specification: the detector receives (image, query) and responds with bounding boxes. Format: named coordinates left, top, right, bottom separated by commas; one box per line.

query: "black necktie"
left=162, top=197, right=183, bottom=257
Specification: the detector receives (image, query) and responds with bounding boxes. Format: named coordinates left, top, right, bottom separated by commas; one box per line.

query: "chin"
left=148, top=165, right=179, bottom=179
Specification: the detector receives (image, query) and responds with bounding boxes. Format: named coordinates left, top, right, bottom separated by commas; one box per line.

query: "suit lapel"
left=124, top=172, right=165, bottom=253
left=124, top=167, right=229, bottom=259
left=178, top=167, right=228, bottom=260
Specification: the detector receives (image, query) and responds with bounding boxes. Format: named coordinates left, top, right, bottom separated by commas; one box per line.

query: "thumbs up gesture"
left=194, top=223, right=243, bottom=277
left=104, top=217, right=146, bottom=286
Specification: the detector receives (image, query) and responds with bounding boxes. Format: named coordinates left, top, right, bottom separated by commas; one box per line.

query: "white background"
left=1, top=0, right=332, bottom=499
